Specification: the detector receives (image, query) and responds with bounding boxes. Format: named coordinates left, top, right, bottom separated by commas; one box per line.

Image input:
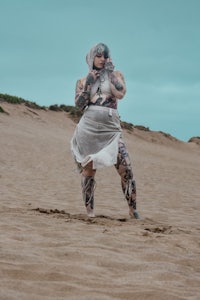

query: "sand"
left=0, top=102, right=200, bottom=300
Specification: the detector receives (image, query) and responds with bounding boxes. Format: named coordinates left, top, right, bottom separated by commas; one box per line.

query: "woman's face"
left=93, top=54, right=107, bottom=69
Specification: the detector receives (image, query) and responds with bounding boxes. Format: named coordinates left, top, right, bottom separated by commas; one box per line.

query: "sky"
left=1, top=0, right=200, bottom=142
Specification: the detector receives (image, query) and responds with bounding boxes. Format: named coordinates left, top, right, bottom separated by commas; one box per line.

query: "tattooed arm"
left=104, top=60, right=126, bottom=99
left=109, top=71, right=126, bottom=99
left=75, top=71, right=99, bottom=110
left=75, top=79, right=90, bottom=110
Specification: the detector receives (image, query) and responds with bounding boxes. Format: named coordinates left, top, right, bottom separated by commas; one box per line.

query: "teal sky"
left=1, top=0, right=199, bottom=141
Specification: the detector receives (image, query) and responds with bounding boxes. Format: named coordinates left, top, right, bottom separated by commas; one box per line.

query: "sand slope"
left=0, top=103, right=200, bottom=300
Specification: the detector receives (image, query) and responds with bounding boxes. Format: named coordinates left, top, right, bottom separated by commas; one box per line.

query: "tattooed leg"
left=81, top=174, right=96, bottom=217
left=115, top=138, right=140, bottom=219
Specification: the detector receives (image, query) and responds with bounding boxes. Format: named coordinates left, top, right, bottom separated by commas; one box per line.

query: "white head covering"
left=86, top=43, right=111, bottom=70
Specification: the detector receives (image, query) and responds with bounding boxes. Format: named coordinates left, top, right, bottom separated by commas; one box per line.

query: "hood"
left=86, top=43, right=111, bottom=70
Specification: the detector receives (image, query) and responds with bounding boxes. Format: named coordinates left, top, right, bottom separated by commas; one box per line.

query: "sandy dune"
left=0, top=102, right=200, bottom=300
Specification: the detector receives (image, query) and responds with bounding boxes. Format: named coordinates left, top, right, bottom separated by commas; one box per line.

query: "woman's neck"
left=93, top=65, right=103, bottom=71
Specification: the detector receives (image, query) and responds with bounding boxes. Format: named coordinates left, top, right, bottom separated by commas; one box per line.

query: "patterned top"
left=75, top=70, right=126, bottom=110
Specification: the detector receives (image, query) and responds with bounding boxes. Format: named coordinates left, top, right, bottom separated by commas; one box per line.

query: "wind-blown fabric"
left=71, top=106, right=122, bottom=170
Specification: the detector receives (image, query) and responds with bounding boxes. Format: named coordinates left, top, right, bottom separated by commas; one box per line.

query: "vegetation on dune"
left=0, top=93, right=135, bottom=129
left=188, top=136, right=200, bottom=145
left=0, top=93, right=46, bottom=110
left=2, top=93, right=198, bottom=144
left=0, top=105, right=8, bottom=114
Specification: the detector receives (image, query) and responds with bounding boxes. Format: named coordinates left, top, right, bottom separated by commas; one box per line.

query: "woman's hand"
left=85, top=70, right=100, bottom=86
left=104, top=58, right=115, bottom=72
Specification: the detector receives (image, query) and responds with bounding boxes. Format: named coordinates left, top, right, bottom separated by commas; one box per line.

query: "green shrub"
left=49, top=104, right=63, bottom=111
left=0, top=105, right=9, bottom=114
left=0, top=93, right=24, bottom=104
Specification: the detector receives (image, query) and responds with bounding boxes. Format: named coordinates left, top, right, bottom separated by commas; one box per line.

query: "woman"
left=71, top=42, right=140, bottom=219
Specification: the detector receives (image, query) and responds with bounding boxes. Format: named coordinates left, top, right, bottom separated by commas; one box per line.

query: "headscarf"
left=86, top=43, right=111, bottom=70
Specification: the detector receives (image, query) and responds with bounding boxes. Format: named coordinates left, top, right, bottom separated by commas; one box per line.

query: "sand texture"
left=0, top=102, right=200, bottom=300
